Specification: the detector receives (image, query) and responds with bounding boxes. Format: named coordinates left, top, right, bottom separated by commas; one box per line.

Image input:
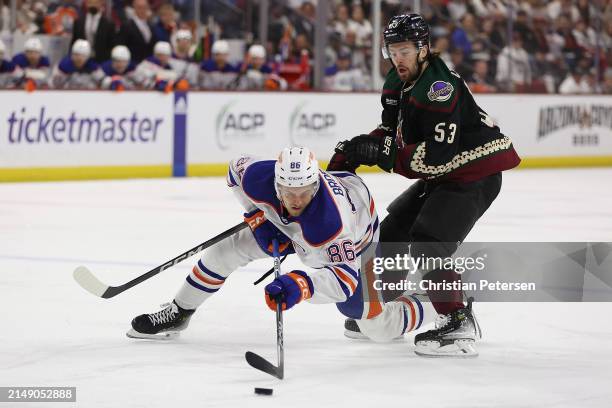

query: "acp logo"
left=215, top=101, right=265, bottom=150
left=289, top=101, right=336, bottom=144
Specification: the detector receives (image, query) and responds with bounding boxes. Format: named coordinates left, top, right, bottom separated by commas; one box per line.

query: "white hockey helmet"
left=24, top=37, right=43, bottom=53
left=111, top=45, right=131, bottom=61
left=212, top=40, right=229, bottom=55
left=248, top=44, right=266, bottom=59
left=72, top=39, right=91, bottom=57
left=176, top=29, right=192, bottom=41
left=154, top=41, right=172, bottom=56
left=274, top=147, right=320, bottom=199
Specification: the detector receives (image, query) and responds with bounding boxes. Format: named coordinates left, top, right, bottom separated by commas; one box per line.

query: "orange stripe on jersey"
left=399, top=296, right=417, bottom=332
left=192, top=266, right=224, bottom=286
left=364, top=259, right=383, bottom=318
left=369, top=199, right=375, bottom=216
left=333, top=267, right=357, bottom=294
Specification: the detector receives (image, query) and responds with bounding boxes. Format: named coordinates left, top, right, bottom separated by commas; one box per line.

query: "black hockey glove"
left=344, top=134, right=397, bottom=172
left=326, top=141, right=358, bottom=173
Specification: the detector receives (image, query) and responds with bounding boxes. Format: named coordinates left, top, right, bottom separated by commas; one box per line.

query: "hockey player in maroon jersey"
left=328, top=13, right=521, bottom=357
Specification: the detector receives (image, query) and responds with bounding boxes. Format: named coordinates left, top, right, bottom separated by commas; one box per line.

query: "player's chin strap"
left=253, top=254, right=288, bottom=285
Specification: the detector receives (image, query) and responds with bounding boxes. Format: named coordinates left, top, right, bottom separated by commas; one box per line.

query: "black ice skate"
left=127, top=301, right=195, bottom=340
left=414, top=298, right=481, bottom=358
left=344, top=318, right=368, bottom=340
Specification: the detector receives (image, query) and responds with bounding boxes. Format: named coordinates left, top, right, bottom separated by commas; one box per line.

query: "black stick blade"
left=245, top=351, right=283, bottom=379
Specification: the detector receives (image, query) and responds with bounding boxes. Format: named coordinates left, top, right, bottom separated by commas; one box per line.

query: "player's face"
left=72, top=53, right=87, bottom=68
left=177, top=39, right=190, bottom=53
left=156, top=53, right=170, bottom=66
left=388, top=41, right=423, bottom=82
left=214, top=52, right=228, bottom=66
left=278, top=184, right=316, bottom=216
left=112, top=59, right=129, bottom=73
left=25, top=50, right=41, bottom=66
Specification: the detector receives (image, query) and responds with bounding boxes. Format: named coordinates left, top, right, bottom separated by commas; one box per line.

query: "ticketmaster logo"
left=5, top=107, right=164, bottom=144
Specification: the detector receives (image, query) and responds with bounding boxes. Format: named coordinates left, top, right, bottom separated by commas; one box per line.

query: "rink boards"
left=0, top=91, right=611, bottom=181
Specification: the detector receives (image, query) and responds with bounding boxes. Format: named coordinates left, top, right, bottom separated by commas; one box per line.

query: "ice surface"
left=1, top=169, right=611, bottom=408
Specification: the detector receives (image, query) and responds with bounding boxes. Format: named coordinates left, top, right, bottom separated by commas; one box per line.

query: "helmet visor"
left=277, top=183, right=317, bottom=201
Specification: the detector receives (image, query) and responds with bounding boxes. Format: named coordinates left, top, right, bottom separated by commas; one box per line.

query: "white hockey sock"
left=396, top=293, right=436, bottom=333
left=174, top=260, right=227, bottom=310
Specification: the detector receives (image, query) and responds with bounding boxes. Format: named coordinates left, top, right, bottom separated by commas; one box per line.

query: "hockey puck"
left=254, top=387, right=273, bottom=396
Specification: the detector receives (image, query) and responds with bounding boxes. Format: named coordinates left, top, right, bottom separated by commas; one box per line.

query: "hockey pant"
left=174, top=226, right=435, bottom=342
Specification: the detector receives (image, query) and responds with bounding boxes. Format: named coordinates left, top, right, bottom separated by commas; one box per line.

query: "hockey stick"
left=245, top=239, right=284, bottom=379
left=73, top=222, right=248, bottom=299
left=252, top=254, right=288, bottom=285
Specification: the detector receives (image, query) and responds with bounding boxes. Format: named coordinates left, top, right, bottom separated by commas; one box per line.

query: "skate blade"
left=414, top=339, right=478, bottom=358
left=344, top=329, right=370, bottom=340
left=126, top=328, right=180, bottom=340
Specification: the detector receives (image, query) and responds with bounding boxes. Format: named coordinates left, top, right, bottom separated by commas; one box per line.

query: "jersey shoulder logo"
left=427, top=81, right=454, bottom=102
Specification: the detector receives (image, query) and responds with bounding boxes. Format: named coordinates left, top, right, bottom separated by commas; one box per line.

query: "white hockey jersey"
left=227, top=157, right=381, bottom=313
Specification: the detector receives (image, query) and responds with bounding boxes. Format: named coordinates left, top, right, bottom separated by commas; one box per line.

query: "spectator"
left=447, top=0, right=469, bottom=22
left=576, top=0, right=596, bottom=25
left=547, top=0, right=580, bottom=23
left=292, top=1, right=315, bottom=41
left=421, top=0, right=452, bottom=28
left=351, top=4, right=372, bottom=48
left=477, top=17, right=505, bottom=56
left=514, top=10, right=538, bottom=54
left=433, top=35, right=453, bottom=68
left=325, top=31, right=343, bottom=68
left=0, top=39, right=17, bottom=88
left=101, top=45, right=138, bottom=90
left=117, top=0, right=155, bottom=63
left=152, top=2, right=177, bottom=44
left=51, top=39, right=103, bottom=89
left=170, top=30, right=199, bottom=88
left=333, top=3, right=352, bottom=40
left=43, top=0, right=79, bottom=36
left=559, top=66, right=592, bottom=94
left=324, top=49, right=367, bottom=91
left=343, top=29, right=368, bottom=74
left=72, top=0, right=116, bottom=63
left=467, top=54, right=497, bottom=93
left=450, top=12, right=477, bottom=58
left=572, top=18, right=597, bottom=52
left=450, top=47, right=472, bottom=79
left=199, top=39, right=238, bottom=90
left=532, top=51, right=561, bottom=93
left=496, top=31, right=532, bottom=92
left=530, top=15, right=551, bottom=55
left=550, top=13, right=581, bottom=69
left=12, top=37, right=51, bottom=90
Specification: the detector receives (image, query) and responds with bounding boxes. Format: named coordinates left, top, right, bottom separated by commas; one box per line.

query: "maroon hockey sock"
left=424, top=269, right=465, bottom=315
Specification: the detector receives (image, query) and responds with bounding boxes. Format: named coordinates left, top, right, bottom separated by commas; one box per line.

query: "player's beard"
left=397, top=60, right=421, bottom=83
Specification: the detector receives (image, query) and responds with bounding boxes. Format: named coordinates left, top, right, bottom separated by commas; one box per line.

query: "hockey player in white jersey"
left=51, top=40, right=104, bottom=89
left=129, top=147, right=435, bottom=347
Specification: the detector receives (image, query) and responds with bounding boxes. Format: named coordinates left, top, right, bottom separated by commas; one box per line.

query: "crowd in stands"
left=0, top=0, right=610, bottom=93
